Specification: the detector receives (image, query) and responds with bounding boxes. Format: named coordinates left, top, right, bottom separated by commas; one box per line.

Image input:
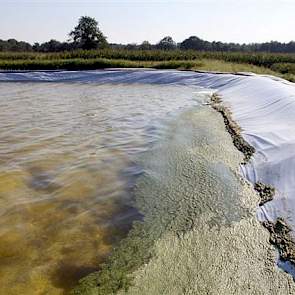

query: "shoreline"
left=211, top=94, right=295, bottom=277
left=73, top=94, right=295, bottom=294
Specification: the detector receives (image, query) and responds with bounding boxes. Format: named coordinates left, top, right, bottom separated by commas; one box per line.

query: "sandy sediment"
left=73, top=105, right=295, bottom=295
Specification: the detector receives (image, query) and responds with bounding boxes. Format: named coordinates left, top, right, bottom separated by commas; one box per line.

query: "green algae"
left=73, top=103, right=295, bottom=295
left=72, top=106, right=248, bottom=294
left=72, top=222, right=154, bottom=294
left=121, top=105, right=295, bottom=295
left=122, top=106, right=295, bottom=294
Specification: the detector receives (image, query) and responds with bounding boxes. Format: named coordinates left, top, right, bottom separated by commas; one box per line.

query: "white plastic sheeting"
left=1, top=69, right=295, bottom=231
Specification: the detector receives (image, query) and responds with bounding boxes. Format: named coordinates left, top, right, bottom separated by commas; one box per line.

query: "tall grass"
left=1, top=49, right=295, bottom=78
left=0, top=58, right=203, bottom=71
left=2, top=49, right=295, bottom=66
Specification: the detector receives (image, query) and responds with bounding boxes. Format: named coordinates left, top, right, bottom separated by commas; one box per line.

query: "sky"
left=0, top=0, right=295, bottom=45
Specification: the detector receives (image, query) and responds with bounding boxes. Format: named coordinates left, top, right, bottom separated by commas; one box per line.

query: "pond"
left=0, top=81, right=203, bottom=294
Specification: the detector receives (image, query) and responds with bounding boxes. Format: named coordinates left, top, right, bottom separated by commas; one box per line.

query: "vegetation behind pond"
left=1, top=16, right=295, bottom=81
left=1, top=49, right=295, bottom=82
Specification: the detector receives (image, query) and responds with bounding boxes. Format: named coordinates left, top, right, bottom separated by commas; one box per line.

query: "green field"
left=1, top=49, right=295, bottom=81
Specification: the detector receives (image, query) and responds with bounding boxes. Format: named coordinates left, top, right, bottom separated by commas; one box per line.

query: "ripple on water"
left=0, top=82, right=204, bottom=294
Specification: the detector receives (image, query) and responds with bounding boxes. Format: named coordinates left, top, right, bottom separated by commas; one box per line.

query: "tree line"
left=1, top=16, right=295, bottom=53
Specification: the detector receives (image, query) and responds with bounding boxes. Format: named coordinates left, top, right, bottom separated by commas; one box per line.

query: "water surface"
left=0, top=82, right=202, bottom=294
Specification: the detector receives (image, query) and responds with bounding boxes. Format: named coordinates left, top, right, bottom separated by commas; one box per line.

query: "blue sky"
left=1, top=0, right=295, bottom=44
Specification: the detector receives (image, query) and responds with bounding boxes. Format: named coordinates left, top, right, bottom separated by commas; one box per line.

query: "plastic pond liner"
left=1, top=69, right=295, bottom=294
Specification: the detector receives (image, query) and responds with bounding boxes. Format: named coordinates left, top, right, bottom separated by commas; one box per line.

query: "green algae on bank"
left=73, top=105, right=295, bottom=295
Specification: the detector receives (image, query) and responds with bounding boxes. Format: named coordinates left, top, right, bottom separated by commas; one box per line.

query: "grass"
left=0, top=58, right=203, bottom=71
left=0, top=49, right=295, bottom=81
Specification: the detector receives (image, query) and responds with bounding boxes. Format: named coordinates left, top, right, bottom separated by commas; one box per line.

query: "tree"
left=39, top=39, right=62, bottom=52
left=156, top=36, right=177, bottom=50
left=180, top=36, right=206, bottom=50
left=139, top=41, right=152, bottom=50
left=0, top=38, right=32, bottom=51
left=69, top=16, right=107, bottom=50
left=126, top=43, right=138, bottom=50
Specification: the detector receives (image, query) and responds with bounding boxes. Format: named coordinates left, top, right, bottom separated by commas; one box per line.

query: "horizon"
left=1, top=0, right=295, bottom=45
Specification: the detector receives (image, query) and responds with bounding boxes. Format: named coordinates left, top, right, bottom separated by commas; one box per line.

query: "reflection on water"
left=0, top=82, right=200, bottom=294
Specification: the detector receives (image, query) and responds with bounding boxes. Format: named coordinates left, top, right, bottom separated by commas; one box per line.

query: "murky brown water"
left=0, top=82, right=200, bottom=294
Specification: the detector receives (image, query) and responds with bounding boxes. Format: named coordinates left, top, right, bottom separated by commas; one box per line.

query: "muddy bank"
left=73, top=105, right=295, bottom=294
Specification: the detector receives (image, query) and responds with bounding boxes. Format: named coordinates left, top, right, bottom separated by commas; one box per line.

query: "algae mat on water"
left=73, top=106, right=295, bottom=295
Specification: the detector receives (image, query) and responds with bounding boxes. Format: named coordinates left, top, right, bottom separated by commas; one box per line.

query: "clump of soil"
left=253, top=181, right=295, bottom=266
left=210, top=94, right=255, bottom=163
left=254, top=182, right=275, bottom=206
left=263, top=218, right=295, bottom=264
